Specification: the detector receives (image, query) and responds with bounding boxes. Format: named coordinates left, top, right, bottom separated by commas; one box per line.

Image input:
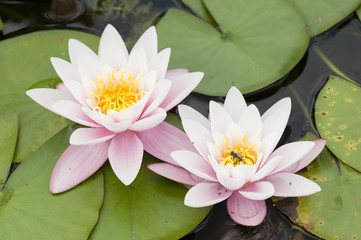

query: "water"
left=1, top=1, right=361, bottom=239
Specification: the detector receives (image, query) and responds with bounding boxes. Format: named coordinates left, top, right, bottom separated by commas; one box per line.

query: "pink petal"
left=159, top=72, right=204, bottom=111
left=108, top=131, right=143, bottom=185
left=259, top=132, right=280, bottom=167
left=224, top=87, right=247, bottom=122
left=68, top=38, right=98, bottom=68
left=129, top=108, right=166, bottom=131
left=184, top=182, right=233, bottom=207
left=238, top=181, right=275, bottom=200
left=165, top=68, right=189, bottom=78
left=215, top=166, right=248, bottom=191
left=148, top=163, right=202, bottom=186
left=284, top=139, right=327, bottom=173
left=227, top=192, right=267, bottom=226
left=142, top=80, right=171, bottom=117
left=267, top=141, right=315, bottom=175
left=148, top=48, right=170, bottom=81
left=51, top=100, right=100, bottom=127
left=132, top=26, right=157, bottom=62
left=261, top=97, right=291, bottom=147
left=137, top=121, right=196, bottom=165
left=26, top=88, right=75, bottom=112
left=178, top=104, right=210, bottom=130
left=251, top=156, right=282, bottom=182
left=50, top=142, right=110, bottom=194
left=98, top=24, right=128, bottom=68
left=127, top=46, right=147, bottom=77
left=182, top=119, right=213, bottom=159
left=265, top=172, right=321, bottom=197
left=50, top=57, right=87, bottom=105
left=82, top=107, right=115, bottom=125
left=102, top=120, right=133, bottom=133
left=238, top=104, right=262, bottom=138
left=70, top=127, right=116, bottom=145
left=171, top=150, right=217, bottom=182
left=209, top=101, right=233, bottom=137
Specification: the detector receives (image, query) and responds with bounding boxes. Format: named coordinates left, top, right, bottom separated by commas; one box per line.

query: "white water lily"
left=26, top=25, right=203, bottom=193
left=149, top=87, right=325, bottom=226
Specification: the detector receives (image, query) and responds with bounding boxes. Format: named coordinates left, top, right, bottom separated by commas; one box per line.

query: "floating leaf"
left=274, top=132, right=361, bottom=239
left=182, top=0, right=217, bottom=27
left=157, top=0, right=309, bottom=96
left=289, top=0, right=361, bottom=37
left=0, top=127, right=104, bottom=240
left=90, top=155, right=211, bottom=240
left=0, top=17, right=3, bottom=31
left=0, top=30, right=99, bottom=162
left=315, top=75, right=361, bottom=171
left=0, top=113, right=18, bottom=182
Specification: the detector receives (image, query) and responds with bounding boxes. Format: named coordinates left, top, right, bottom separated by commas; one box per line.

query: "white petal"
left=142, top=80, right=171, bottom=117
left=209, top=101, right=233, bottom=138
left=132, top=26, right=157, bottom=62
left=129, top=108, right=166, bottom=131
left=185, top=182, right=233, bottom=207
left=224, top=86, right=247, bottom=122
left=239, top=181, right=275, bottom=200
left=127, top=46, right=147, bottom=76
left=178, top=104, right=210, bottom=130
left=68, top=38, right=97, bottom=67
left=238, top=104, right=262, bottom=138
left=148, top=48, right=170, bottom=81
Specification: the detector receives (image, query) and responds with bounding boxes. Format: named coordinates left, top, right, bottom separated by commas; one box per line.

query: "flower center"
left=88, top=69, right=146, bottom=114
left=219, top=135, right=258, bottom=167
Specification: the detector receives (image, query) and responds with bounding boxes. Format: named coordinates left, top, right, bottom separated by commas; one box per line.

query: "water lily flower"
left=148, top=87, right=326, bottom=226
left=26, top=24, right=203, bottom=194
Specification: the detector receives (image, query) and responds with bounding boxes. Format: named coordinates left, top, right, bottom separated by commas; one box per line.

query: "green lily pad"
left=0, top=113, right=18, bottom=183
left=0, top=127, right=104, bottom=240
left=0, top=30, right=100, bottom=162
left=315, top=75, right=361, bottom=172
left=182, top=0, right=217, bottom=27
left=289, top=0, right=361, bottom=37
left=90, top=154, right=211, bottom=240
left=274, top=132, right=361, bottom=239
left=0, top=17, right=3, bottom=31
left=157, top=0, right=309, bottom=96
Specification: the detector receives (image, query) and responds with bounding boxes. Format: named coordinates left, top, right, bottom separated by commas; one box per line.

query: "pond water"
left=1, top=1, right=361, bottom=239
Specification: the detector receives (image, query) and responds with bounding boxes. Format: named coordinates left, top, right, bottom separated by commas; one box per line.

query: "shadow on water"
left=1, top=1, right=361, bottom=239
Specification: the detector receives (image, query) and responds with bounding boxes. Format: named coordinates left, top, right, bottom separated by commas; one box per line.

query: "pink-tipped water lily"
left=26, top=25, right=203, bottom=194
left=148, top=87, right=326, bottom=226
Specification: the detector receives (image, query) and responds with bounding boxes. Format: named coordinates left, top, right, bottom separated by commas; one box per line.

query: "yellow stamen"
left=88, top=69, right=145, bottom=114
left=218, top=135, right=258, bottom=167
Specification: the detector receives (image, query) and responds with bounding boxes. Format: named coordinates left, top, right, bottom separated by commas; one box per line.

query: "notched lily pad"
left=182, top=0, right=217, bottom=27
left=0, top=127, right=104, bottom=240
left=90, top=154, right=211, bottom=240
left=0, top=30, right=100, bottom=162
left=289, top=0, right=361, bottom=37
left=0, top=113, right=18, bottom=182
left=315, top=75, right=361, bottom=171
left=157, top=0, right=309, bottom=96
left=274, top=132, right=361, bottom=239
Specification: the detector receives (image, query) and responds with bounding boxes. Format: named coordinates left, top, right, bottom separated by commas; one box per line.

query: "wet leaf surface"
left=315, top=75, right=361, bottom=171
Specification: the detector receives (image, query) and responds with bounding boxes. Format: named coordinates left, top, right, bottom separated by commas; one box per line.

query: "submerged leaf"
left=315, top=75, right=361, bottom=171
left=90, top=154, right=211, bottom=240
left=0, top=30, right=99, bottom=162
left=275, top=132, right=361, bottom=239
left=157, top=0, right=309, bottom=96
left=0, top=127, right=104, bottom=240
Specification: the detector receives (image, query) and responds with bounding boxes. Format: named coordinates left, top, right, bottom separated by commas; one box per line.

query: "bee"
left=230, top=151, right=243, bottom=162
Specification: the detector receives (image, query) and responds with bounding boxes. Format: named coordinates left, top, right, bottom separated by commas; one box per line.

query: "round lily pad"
left=0, top=127, right=104, bottom=240
left=275, top=132, right=361, bottom=240
left=182, top=0, right=217, bottom=27
left=315, top=75, right=361, bottom=172
left=289, top=0, right=361, bottom=37
left=90, top=155, right=211, bottom=240
left=157, top=0, right=309, bottom=96
left=0, top=30, right=100, bottom=162
left=0, top=113, right=18, bottom=182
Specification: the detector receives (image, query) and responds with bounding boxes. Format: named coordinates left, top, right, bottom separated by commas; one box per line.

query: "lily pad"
left=0, top=30, right=100, bottom=162
left=315, top=75, right=361, bottom=172
left=289, top=0, right=361, bottom=37
left=0, top=127, right=104, bottom=240
left=90, top=154, right=211, bottom=240
left=0, top=113, right=18, bottom=182
left=157, top=0, right=309, bottom=96
left=182, top=0, right=217, bottom=27
left=274, top=132, right=361, bottom=239
left=0, top=17, right=3, bottom=31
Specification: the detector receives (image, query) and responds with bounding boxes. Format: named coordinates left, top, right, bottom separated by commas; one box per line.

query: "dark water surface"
left=1, top=1, right=361, bottom=239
